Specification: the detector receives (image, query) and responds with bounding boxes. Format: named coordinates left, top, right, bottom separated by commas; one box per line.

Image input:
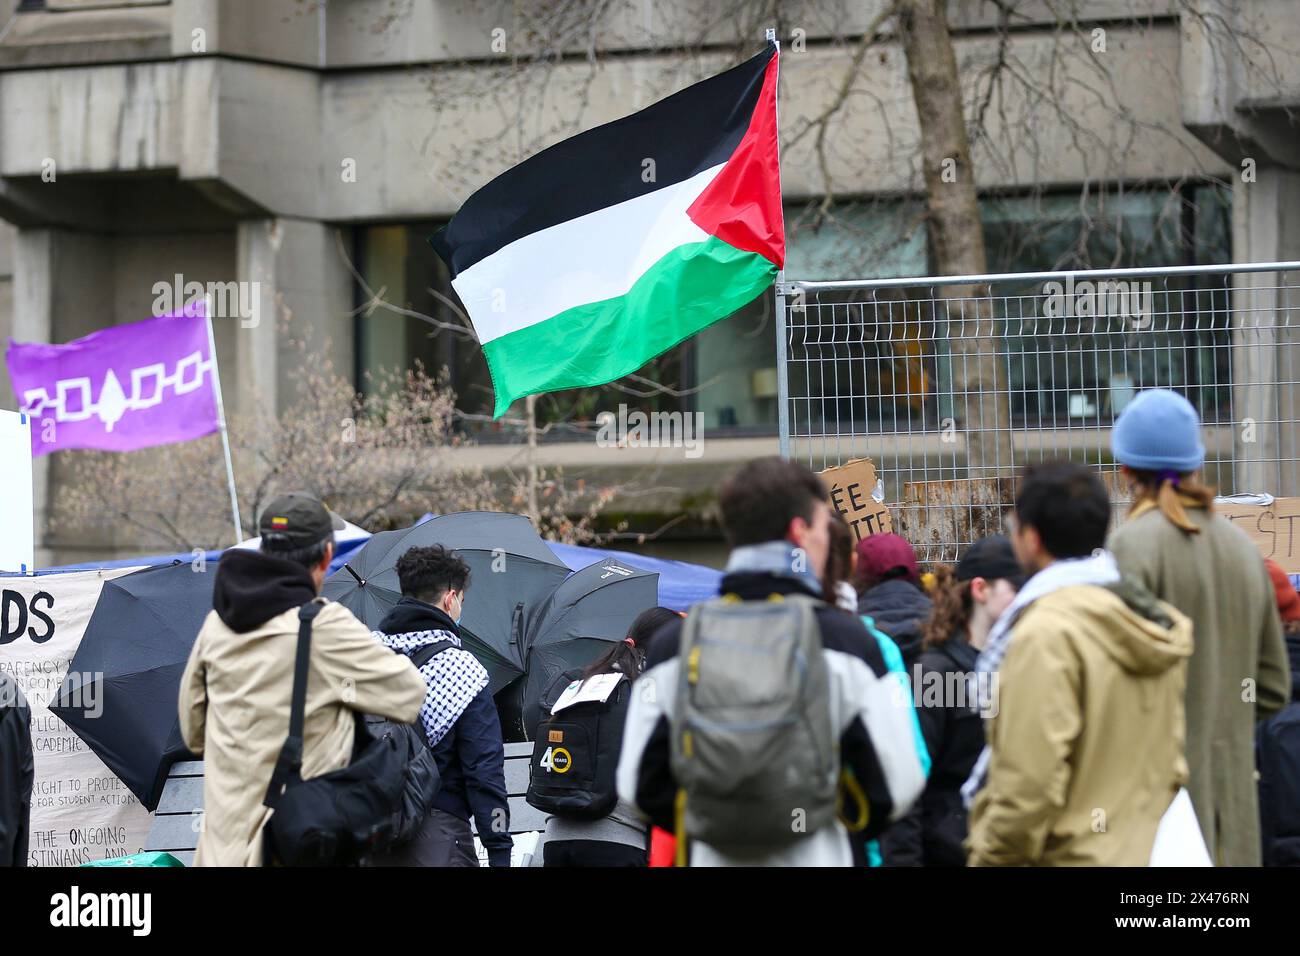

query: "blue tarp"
left=19, top=526, right=723, bottom=612
left=547, top=542, right=722, bottom=611
left=10, top=536, right=368, bottom=577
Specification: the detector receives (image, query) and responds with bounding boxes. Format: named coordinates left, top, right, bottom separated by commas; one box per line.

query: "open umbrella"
left=322, top=512, right=571, bottom=695
left=48, top=561, right=215, bottom=810
left=513, top=558, right=659, bottom=740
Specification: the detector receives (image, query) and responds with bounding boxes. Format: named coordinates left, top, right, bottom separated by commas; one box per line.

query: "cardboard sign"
left=1215, top=497, right=1300, bottom=574
left=895, top=471, right=1133, bottom=564
left=820, top=458, right=894, bottom=541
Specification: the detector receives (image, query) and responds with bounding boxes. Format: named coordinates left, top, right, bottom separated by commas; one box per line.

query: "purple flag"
left=5, top=306, right=220, bottom=456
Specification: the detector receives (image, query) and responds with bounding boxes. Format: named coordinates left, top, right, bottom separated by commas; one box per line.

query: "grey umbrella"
left=321, top=512, right=571, bottom=695
left=513, top=558, right=659, bottom=740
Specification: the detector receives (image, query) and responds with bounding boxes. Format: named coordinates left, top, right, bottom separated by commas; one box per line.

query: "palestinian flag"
left=430, top=42, right=783, bottom=417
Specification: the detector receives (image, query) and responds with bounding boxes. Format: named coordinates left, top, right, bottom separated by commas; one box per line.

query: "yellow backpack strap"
left=837, top=769, right=871, bottom=833
left=674, top=788, right=689, bottom=867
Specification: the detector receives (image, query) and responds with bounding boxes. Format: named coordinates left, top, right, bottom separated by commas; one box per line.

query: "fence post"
left=775, top=270, right=790, bottom=459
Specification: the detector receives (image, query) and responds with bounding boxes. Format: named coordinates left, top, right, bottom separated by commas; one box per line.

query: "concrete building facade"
left=0, top=0, right=1295, bottom=565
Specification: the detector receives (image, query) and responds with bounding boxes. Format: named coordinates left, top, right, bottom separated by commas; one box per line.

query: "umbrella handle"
left=510, top=602, right=525, bottom=649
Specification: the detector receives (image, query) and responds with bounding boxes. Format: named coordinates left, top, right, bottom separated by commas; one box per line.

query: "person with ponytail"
left=1108, top=388, right=1291, bottom=866
left=824, top=512, right=931, bottom=865
left=538, top=605, right=681, bottom=867
left=877, top=536, right=1023, bottom=865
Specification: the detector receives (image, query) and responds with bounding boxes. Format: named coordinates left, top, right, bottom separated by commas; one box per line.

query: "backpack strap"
left=407, top=638, right=457, bottom=671
left=263, top=601, right=326, bottom=810
left=674, top=788, right=689, bottom=867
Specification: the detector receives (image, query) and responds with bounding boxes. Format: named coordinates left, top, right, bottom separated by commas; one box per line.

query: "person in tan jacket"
left=967, top=462, right=1193, bottom=866
left=179, top=493, right=426, bottom=866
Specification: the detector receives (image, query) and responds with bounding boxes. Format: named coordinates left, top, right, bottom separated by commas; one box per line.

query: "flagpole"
left=203, top=300, right=243, bottom=544
left=767, top=27, right=791, bottom=461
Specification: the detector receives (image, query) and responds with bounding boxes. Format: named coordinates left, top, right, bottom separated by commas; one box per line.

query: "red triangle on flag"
left=687, top=51, right=784, bottom=268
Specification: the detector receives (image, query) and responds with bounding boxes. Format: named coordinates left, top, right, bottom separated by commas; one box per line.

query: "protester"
left=0, top=672, right=33, bottom=867
left=966, top=462, right=1193, bottom=866
left=178, top=492, right=428, bottom=866
left=826, top=511, right=931, bottom=866
left=1257, top=559, right=1300, bottom=866
left=823, top=511, right=862, bottom=612
left=618, top=457, right=925, bottom=866
left=856, top=532, right=932, bottom=668
left=1107, top=388, right=1291, bottom=866
left=535, top=606, right=680, bottom=867
left=880, top=536, right=1023, bottom=866
left=366, top=544, right=513, bottom=867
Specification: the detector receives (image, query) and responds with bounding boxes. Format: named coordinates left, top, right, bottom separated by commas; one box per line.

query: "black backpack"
left=363, top=641, right=452, bottom=846
left=525, top=668, right=630, bottom=820
left=262, top=603, right=425, bottom=866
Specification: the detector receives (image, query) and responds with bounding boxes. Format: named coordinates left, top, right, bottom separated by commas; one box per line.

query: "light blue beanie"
left=1110, top=388, right=1205, bottom=473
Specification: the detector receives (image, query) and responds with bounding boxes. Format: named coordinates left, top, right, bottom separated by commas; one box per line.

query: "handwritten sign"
left=0, top=569, right=153, bottom=865
left=820, top=458, right=894, bottom=542
left=1216, top=498, right=1300, bottom=574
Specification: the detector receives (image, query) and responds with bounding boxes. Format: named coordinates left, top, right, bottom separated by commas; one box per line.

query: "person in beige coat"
left=179, top=493, right=426, bottom=866
left=1107, top=389, right=1291, bottom=866
left=967, top=462, right=1193, bottom=866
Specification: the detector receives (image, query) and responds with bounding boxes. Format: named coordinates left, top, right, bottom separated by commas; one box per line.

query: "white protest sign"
left=0, top=568, right=153, bottom=865
left=551, top=672, right=623, bottom=714
left=0, top=410, right=34, bottom=572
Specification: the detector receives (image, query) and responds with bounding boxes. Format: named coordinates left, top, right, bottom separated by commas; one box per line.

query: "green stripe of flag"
left=481, top=235, right=776, bottom=416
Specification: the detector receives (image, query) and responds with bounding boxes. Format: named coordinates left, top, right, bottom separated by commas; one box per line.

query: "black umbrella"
left=322, top=512, right=571, bottom=695
left=513, top=558, right=659, bottom=740
left=48, top=561, right=214, bottom=811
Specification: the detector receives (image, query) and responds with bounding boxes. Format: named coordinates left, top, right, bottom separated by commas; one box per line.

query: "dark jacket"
left=857, top=578, right=932, bottom=668
left=376, top=599, right=512, bottom=867
left=634, top=572, right=909, bottom=865
left=879, top=635, right=984, bottom=866
left=0, top=674, right=33, bottom=867
left=1258, top=627, right=1300, bottom=866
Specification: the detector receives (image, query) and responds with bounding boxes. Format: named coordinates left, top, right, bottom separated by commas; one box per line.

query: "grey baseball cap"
left=258, top=492, right=345, bottom=549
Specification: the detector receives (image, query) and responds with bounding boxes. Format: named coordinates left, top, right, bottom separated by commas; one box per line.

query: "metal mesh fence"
left=777, top=262, right=1300, bottom=564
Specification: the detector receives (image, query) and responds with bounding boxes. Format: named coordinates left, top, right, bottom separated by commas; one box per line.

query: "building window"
left=353, top=223, right=494, bottom=418
left=991, top=183, right=1233, bottom=425
left=785, top=183, right=1234, bottom=435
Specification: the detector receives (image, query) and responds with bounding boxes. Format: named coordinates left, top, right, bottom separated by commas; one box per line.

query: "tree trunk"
left=897, top=0, right=1013, bottom=478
